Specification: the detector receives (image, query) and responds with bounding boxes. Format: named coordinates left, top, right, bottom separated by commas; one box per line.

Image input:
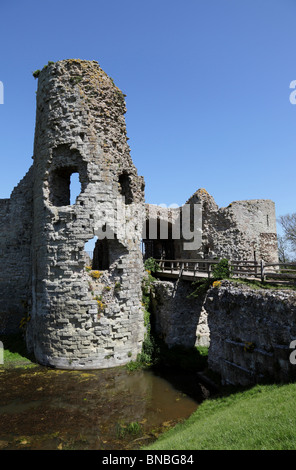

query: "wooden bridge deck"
left=156, top=269, right=212, bottom=281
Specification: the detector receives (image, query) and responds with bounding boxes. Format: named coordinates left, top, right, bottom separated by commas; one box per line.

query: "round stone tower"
left=26, top=59, right=145, bottom=369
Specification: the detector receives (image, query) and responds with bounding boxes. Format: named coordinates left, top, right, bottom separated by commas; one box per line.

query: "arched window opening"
left=118, top=173, right=133, bottom=205
left=49, top=166, right=82, bottom=207
left=49, top=145, right=87, bottom=207
left=93, top=238, right=110, bottom=270
left=83, top=236, right=110, bottom=271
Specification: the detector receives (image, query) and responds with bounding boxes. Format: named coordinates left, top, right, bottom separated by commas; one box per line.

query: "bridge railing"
left=262, top=261, right=296, bottom=282
left=155, top=259, right=220, bottom=278
left=154, top=259, right=296, bottom=283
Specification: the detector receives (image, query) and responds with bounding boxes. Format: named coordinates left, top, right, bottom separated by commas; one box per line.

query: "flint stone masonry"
left=144, top=188, right=278, bottom=263
left=0, top=168, right=33, bottom=333
left=151, top=277, right=296, bottom=386
left=151, top=280, right=210, bottom=348
left=0, top=59, right=145, bottom=369
left=206, top=281, right=296, bottom=386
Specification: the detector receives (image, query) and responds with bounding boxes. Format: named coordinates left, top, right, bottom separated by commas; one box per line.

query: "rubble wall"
left=206, top=281, right=296, bottom=386
left=0, top=167, right=34, bottom=333
left=25, top=59, right=145, bottom=369
left=151, top=279, right=210, bottom=348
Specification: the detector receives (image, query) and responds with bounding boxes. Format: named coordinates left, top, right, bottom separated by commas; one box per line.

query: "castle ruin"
left=144, top=189, right=278, bottom=263
left=0, top=59, right=279, bottom=370
left=0, top=60, right=145, bottom=369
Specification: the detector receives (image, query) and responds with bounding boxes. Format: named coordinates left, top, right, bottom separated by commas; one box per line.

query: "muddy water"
left=0, top=365, right=207, bottom=450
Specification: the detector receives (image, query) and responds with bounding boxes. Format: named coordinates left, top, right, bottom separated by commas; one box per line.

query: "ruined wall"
left=151, top=280, right=210, bottom=348
left=185, top=189, right=278, bottom=262
left=144, top=189, right=278, bottom=263
left=151, top=278, right=296, bottom=386
left=0, top=167, right=34, bottom=333
left=206, top=281, right=296, bottom=386
left=24, top=59, right=145, bottom=369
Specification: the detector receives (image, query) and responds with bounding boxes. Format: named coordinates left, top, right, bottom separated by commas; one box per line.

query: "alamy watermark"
left=93, top=197, right=202, bottom=251
left=0, top=341, right=3, bottom=365
left=289, top=340, right=296, bottom=364
left=0, top=81, right=3, bottom=104
left=289, top=80, right=296, bottom=104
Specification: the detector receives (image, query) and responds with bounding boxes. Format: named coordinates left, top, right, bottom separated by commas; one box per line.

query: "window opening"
left=93, top=238, right=110, bottom=270
left=83, top=236, right=110, bottom=271
left=70, top=172, right=81, bottom=205
left=119, top=173, right=133, bottom=205
left=49, top=166, right=82, bottom=207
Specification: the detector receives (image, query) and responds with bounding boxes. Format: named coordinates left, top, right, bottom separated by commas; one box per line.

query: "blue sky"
left=1, top=0, right=296, bottom=227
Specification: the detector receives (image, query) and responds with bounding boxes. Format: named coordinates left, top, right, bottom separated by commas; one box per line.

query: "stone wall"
left=151, top=279, right=210, bottom=348
left=0, top=59, right=146, bottom=370
left=144, top=188, right=278, bottom=264
left=151, top=277, right=296, bottom=386
left=0, top=58, right=281, bottom=375
left=0, top=167, right=34, bottom=333
left=184, top=189, right=278, bottom=262
left=206, top=281, right=296, bottom=386
left=25, top=59, right=145, bottom=369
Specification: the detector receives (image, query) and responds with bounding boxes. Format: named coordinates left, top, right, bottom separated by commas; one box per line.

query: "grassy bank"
left=228, top=278, right=296, bottom=292
left=144, top=382, right=296, bottom=450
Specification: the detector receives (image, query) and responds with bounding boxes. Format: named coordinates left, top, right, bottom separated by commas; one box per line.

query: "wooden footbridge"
left=153, top=259, right=296, bottom=283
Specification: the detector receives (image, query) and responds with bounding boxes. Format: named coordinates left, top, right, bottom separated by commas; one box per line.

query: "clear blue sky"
left=1, top=0, right=296, bottom=225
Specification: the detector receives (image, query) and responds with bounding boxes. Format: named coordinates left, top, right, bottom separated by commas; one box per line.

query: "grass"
left=0, top=333, right=36, bottom=369
left=144, top=382, right=296, bottom=450
left=229, top=277, right=296, bottom=292
left=116, top=421, right=142, bottom=438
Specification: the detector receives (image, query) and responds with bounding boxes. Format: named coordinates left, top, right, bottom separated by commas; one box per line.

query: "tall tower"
left=26, top=59, right=145, bottom=369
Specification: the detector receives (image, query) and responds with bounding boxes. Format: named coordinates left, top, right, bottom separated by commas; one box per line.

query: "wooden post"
left=254, top=260, right=258, bottom=278
left=207, top=263, right=211, bottom=279
left=180, top=262, right=184, bottom=278
left=260, top=260, right=265, bottom=283
left=194, top=262, right=198, bottom=278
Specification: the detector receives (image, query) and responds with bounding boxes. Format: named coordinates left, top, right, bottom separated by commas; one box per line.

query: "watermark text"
left=0, top=341, right=3, bottom=365
left=93, top=198, right=202, bottom=252
left=289, top=80, right=296, bottom=104
left=0, top=81, right=3, bottom=105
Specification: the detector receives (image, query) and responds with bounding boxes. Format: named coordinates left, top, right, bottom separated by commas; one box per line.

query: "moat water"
left=0, top=365, right=209, bottom=450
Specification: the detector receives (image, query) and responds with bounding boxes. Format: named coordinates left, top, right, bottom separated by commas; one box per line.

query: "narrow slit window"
left=118, top=173, right=133, bottom=205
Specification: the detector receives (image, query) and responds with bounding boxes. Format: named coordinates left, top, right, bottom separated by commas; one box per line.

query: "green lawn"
left=144, top=383, right=296, bottom=450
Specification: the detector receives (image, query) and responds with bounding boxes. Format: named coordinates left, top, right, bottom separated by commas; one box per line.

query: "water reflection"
left=0, top=366, right=208, bottom=450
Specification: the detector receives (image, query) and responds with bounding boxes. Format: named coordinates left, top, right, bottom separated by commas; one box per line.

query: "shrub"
left=32, top=69, right=41, bottom=79
left=144, top=257, right=160, bottom=274
left=212, top=259, right=231, bottom=280
left=189, top=259, right=231, bottom=299
left=90, top=270, right=102, bottom=279
left=212, top=280, right=222, bottom=288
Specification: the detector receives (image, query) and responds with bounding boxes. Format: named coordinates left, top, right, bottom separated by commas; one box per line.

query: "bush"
left=212, top=259, right=231, bottom=280
left=144, top=257, right=160, bottom=274
left=189, top=259, right=231, bottom=299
